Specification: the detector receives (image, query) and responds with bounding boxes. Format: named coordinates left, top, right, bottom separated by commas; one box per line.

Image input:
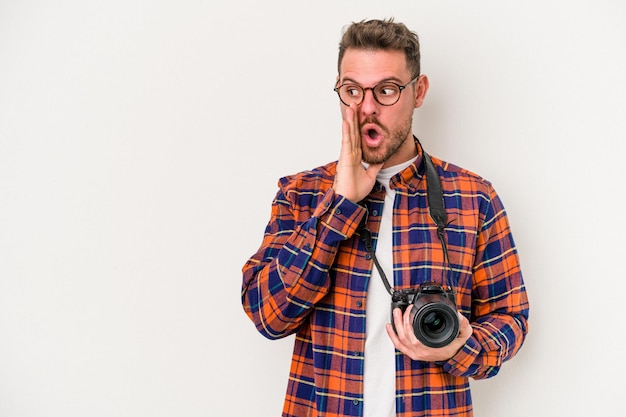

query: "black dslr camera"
left=391, top=282, right=460, bottom=348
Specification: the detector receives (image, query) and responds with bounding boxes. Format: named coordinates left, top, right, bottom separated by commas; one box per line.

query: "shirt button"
left=356, top=301, right=362, bottom=307
left=353, top=400, right=360, bottom=406
left=365, top=254, right=372, bottom=260
left=335, top=208, right=342, bottom=215
left=353, top=351, right=360, bottom=357
left=371, top=209, right=378, bottom=216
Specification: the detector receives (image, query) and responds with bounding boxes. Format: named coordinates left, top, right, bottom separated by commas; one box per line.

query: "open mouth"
left=367, top=128, right=380, bottom=139
left=362, top=124, right=383, bottom=147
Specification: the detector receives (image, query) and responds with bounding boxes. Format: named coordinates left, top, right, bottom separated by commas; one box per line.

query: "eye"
left=344, top=85, right=362, bottom=97
left=376, top=84, right=400, bottom=97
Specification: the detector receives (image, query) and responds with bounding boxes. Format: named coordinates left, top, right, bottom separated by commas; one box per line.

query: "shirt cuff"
left=313, top=189, right=366, bottom=240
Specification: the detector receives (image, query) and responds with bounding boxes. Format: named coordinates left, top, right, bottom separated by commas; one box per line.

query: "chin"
left=362, top=153, right=387, bottom=165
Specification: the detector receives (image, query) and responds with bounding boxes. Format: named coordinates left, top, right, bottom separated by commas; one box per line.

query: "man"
left=241, top=18, right=529, bottom=417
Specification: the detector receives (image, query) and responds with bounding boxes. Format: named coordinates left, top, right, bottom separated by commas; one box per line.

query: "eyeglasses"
left=334, top=76, right=418, bottom=106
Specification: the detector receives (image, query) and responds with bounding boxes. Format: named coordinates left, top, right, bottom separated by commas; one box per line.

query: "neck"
left=382, top=133, right=418, bottom=168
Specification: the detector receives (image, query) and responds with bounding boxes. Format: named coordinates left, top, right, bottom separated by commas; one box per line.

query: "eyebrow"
left=340, top=76, right=404, bottom=86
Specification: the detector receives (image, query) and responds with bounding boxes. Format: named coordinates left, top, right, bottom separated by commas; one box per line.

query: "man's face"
left=338, top=49, right=427, bottom=167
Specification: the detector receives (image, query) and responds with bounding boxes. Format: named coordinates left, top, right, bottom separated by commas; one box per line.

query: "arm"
left=443, top=187, right=530, bottom=379
left=242, top=104, right=382, bottom=340
left=241, top=185, right=366, bottom=340
left=386, top=185, right=529, bottom=378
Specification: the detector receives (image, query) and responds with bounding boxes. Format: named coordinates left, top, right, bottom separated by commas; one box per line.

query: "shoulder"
left=428, top=155, right=507, bottom=219
left=276, top=161, right=337, bottom=205
left=431, top=155, right=494, bottom=194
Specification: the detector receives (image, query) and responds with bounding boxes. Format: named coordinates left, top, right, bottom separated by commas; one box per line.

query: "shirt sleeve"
left=241, top=186, right=366, bottom=340
left=443, top=186, right=530, bottom=379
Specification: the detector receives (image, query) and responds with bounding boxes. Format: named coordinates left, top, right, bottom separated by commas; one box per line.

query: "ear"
left=414, top=75, right=429, bottom=108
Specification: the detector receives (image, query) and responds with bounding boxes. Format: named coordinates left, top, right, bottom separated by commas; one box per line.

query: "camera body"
left=391, top=282, right=460, bottom=348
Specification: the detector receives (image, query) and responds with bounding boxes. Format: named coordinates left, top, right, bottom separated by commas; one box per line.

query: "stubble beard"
left=361, top=116, right=413, bottom=165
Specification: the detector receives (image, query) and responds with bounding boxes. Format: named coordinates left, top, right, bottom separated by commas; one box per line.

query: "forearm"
left=444, top=189, right=530, bottom=378
left=443, top=310, right=529, bottom=379
left=241, top=189, right=366, bottom=339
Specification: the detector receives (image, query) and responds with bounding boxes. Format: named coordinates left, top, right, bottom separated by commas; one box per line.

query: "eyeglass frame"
left=333, top=76, right=419, bottom=107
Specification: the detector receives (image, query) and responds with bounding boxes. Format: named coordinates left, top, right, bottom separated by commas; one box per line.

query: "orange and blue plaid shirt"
left=242, top=146, right=529, bottom=417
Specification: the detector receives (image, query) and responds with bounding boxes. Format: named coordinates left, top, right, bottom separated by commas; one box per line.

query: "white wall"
left=1, top=1, right=625, bottom=416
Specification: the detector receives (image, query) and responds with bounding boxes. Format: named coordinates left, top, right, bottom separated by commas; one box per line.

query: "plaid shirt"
left=242, top=146, right=529, bottom=417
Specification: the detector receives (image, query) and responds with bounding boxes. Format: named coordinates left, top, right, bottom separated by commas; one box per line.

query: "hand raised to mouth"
left=333, top=104, right=383, bottom=203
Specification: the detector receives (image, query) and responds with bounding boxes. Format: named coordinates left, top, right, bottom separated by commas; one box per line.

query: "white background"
left=1, top=1, right=625, bottom=416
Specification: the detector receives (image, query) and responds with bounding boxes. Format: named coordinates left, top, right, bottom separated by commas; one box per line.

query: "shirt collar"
left=388, top=137, right=427, bottom=191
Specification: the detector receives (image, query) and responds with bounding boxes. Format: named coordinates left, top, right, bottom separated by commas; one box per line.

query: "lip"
left=361, top=123, right=383, bottom=147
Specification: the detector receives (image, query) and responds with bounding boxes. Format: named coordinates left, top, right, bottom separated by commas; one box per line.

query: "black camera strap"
left=423, top=150, right=452, bottom=288
left=359, top=142, right=451, bottom=296
left=360, top=227, right=394, bottom=295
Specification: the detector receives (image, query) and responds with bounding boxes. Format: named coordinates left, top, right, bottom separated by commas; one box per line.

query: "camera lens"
left=422, top=312, right=445, bottom=334
left=411, top=298, right=459, bottom=348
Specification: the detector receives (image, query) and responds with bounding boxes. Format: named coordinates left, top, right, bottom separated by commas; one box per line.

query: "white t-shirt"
left=363, top=157, right=418, bottom=417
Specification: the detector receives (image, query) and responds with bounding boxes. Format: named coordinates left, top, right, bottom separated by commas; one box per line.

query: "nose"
left=359, top=88, right=378, bottom=115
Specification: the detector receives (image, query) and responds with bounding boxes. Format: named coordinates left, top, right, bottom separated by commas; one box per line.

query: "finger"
left=402, top=305, right=418, bottom=344
left=341, top=108, right=352, bottom=147
left=387, top=309, right=409, bottom=349
left=387, top=322, right=419, bottom=361
left=339, top=108, right=355, bottom=164
left=457, top=313, right=473, bottom=339
left=392, top=307, right=409, bottom=342
left=348, top=104, right=360, bottom=154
